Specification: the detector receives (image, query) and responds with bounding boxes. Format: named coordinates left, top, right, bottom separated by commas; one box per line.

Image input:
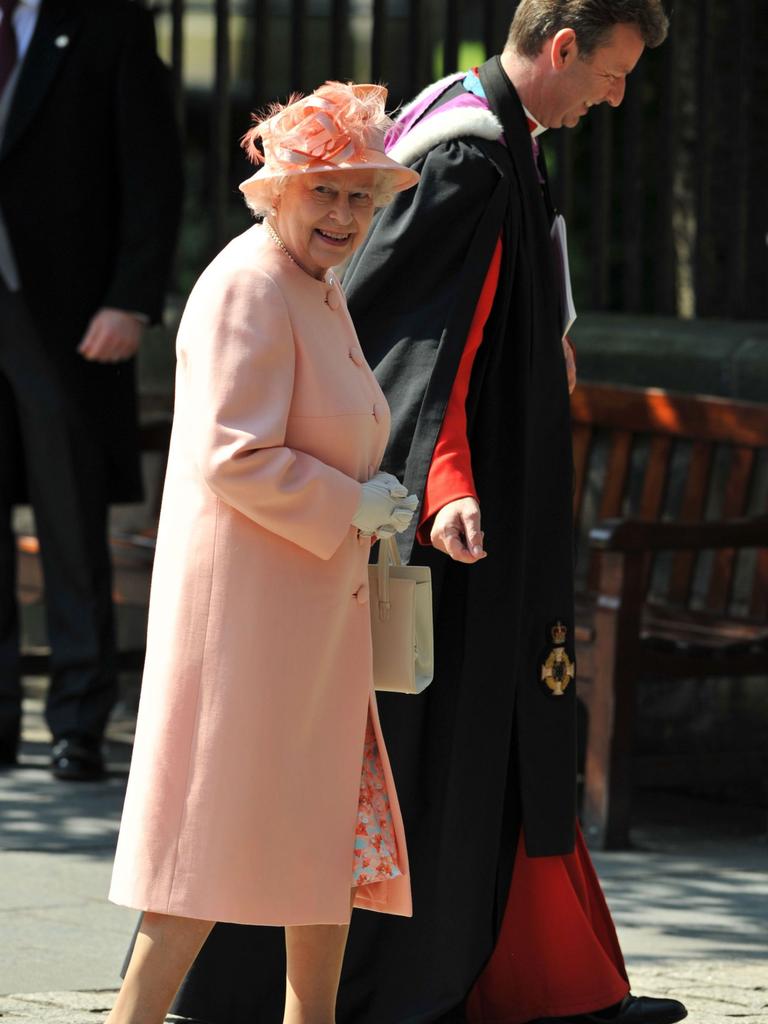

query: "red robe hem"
left=467, top=825, right=630, bottom=1024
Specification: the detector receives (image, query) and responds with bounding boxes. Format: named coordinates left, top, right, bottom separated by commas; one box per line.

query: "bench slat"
left=638, top=436, right=672, bottom=520
left=571, top=382, right=768, bottom=445
left=572, top=423, right=592, bottom=521
left=705, top=445, right=756, bottom=612
left=668, top=441, right=714, bottom=604
left=750, top=548, right=768, bottom=620
left=588, top=430, right=633, bottom=591
left=638, top=435, right=673, bottom=594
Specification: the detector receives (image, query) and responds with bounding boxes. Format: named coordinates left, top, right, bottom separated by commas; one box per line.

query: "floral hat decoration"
left=239, top=81, right=419, bottom=208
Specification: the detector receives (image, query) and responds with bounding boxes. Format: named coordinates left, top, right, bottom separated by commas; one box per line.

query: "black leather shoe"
left=0, top=733, right=19, bottom=767
left=531, top=994, right=688, bottom=1024
left=0, top=746, right=18, bottom=767
left=51, top=738, right=105, bottom=781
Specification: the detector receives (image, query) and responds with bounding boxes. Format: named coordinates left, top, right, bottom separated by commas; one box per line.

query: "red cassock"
left=417, top=238, right=630, bottom=1022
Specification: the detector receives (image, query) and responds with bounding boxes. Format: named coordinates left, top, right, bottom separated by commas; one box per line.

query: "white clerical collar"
left=523, top=106, right=547, bottom=138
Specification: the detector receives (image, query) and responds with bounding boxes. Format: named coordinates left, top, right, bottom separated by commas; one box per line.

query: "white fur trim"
left=392, top=73, right=464, bottom=124
left=388, top=106, right=503, bottom=168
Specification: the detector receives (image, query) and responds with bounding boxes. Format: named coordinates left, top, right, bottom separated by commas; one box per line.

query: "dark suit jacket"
left=0, top=0, right=183, bottom=502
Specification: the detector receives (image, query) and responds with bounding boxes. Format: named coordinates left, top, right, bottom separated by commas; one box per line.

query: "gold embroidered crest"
left=541, top=648, right=575, bottom=696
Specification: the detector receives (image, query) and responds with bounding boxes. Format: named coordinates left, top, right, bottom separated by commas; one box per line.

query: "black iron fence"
left=149, top=0, right=768, bottom=320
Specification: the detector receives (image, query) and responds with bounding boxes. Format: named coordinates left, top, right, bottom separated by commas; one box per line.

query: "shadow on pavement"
left=0, top=735, right=130, bottom=859
left=594, top=789, right=768, bottom=963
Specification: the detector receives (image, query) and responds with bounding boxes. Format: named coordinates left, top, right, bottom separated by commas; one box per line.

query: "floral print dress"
left=352, top=716, right=402, bottom=887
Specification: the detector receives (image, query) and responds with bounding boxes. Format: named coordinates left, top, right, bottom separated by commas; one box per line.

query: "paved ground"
left=1, top=684, right=766, bottom=1022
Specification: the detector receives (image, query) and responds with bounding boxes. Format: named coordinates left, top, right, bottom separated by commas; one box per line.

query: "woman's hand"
left=352, top=472, right=419, bottom=536
left=430, top=497, right=486, bottom=564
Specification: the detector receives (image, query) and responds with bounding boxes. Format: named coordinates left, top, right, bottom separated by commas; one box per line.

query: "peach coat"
left=109, top=225, right=411, bottom=925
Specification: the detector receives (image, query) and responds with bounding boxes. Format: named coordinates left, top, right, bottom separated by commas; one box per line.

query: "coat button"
left=354, top=583, right=369, bottom=605
left=349, top=347, right=365, bottom=366
left=326, top=288, right=340, bottom=310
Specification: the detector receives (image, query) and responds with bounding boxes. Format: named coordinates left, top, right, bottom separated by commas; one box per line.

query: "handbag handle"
left=376, top=536, right=401, bottom=622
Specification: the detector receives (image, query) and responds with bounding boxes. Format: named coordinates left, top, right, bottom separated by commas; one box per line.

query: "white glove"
left=352, top=471, right=419, bottom=536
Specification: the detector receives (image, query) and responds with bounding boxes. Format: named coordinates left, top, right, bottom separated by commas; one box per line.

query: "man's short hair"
left=506, top=0, right=669, bottom=59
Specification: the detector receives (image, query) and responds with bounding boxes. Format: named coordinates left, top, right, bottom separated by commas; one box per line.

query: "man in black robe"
left=172, top=2, right=688, bottom=1022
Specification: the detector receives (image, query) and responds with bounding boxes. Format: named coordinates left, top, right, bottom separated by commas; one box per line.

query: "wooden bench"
left=571, top=381, right=768, bottom=849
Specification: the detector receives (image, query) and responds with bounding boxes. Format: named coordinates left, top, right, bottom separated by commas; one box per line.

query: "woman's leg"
left=282, top=892, right=355, bottom=1024
left=106, top=911, right=214, bottom=1024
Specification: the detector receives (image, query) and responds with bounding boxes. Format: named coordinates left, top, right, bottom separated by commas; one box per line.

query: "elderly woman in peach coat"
left=106, top=83, right=420, bottom=1024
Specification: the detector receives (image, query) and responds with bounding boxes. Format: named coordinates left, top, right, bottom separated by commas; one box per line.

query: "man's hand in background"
left=78, top=308, right=145, bottom=363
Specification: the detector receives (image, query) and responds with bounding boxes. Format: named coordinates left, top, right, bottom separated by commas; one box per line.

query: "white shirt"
left=1, top=2, right=147, bottom=320
left=0, top=0, right=41, bottom=291
left=0, top=0, right=42, bottom=63
left=523, top=104, right=547, bottom=139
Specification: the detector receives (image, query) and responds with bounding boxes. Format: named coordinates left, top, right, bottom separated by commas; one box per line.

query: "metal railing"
left=150, top=0, right=768, bottom=320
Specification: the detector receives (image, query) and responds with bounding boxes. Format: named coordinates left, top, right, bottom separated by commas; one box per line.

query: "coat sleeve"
left=344, top=139, right=503, bottom=504
left=179, top=265, right=363, bottom=561
left=101, top=4, right=183, bottom=322
left=417, top=236, right=503, bottom=544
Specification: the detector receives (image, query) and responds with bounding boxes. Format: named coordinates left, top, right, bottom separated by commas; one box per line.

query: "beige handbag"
left=368, top=536, right=434, bottom=695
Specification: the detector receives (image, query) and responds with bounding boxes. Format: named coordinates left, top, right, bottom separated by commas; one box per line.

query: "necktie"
left=0, top=0, right=20, bottom=100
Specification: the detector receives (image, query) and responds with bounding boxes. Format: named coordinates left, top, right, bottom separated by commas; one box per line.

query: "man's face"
left=545, top=23, right=645, bottom=128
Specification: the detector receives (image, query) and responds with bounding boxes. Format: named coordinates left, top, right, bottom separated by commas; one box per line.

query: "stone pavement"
left=1, top=685, right=766, bottom=1022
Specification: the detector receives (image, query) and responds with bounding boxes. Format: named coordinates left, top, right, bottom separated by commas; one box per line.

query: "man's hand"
left=430, top=497, right=487, bottom=564
left=563, top=336, right=577, bottom=394
left=77, top=308, right=145, bottom=363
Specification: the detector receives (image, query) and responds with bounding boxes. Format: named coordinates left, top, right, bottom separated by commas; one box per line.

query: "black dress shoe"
left=532, top=994, right=688, bottom=1024
left=51, top=738, right=105, bottom=781
left=0, top=715, right=21, bottom=766
left=0, top=733, right=19, bottom=767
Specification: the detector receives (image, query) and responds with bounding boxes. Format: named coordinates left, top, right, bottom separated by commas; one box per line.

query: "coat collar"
left=1, top=0, right=84, bottom=161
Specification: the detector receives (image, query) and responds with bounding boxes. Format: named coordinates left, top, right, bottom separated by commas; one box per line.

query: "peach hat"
left=238, top=81, right=419, bottom=207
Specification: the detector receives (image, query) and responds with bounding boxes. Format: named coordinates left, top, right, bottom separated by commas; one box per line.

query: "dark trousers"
left=0, top=281, right=117, bottom=749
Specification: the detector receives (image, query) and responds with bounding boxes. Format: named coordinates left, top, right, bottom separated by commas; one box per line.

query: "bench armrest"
left=589, top=515, right=768, bottom=553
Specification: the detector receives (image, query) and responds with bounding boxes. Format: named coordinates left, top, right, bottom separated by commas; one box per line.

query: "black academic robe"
left=171, top=57, right=577, bottom=1024
left=0, top=0, right=182, bottom=502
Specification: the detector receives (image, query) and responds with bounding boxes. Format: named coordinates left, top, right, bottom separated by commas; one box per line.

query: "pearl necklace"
left=264, top=220, right=297, bottom=266
left=264, top=220, right=336, bottom=294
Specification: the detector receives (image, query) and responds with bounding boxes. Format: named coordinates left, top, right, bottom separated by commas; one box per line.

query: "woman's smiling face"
left=272, top=170, right=377, bottom=279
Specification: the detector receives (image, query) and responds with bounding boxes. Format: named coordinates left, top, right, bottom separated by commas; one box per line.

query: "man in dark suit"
left=0, top=0, right=182, bottom=779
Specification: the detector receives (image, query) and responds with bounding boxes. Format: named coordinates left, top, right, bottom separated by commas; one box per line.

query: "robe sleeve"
left=417, top=236, right=503, bottom=544
left=179, top=264, right=362, bottom=561
left=344, top=139, right=504, bottom=522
